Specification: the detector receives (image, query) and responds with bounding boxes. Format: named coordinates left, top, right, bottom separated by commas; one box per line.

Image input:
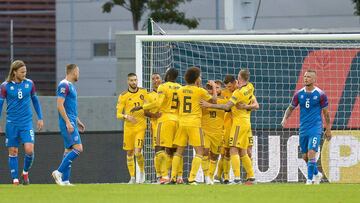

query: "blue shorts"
left=299, top=126, right=322, bottom=154
left=5, top=122, right=35, bottom=147
left=59, top=121, right=81, bottom=149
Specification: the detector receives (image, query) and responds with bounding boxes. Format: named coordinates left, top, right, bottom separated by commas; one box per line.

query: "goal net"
left=137, top=34, right=360, bottom=183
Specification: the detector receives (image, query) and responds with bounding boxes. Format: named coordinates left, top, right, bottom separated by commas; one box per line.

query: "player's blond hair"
left=6, top=60, right=26, bottom=82
left=239, top=69, right=250, bottom=82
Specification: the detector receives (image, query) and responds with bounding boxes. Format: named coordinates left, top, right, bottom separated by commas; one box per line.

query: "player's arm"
left=57, top=97, right=74, bottom=133
left=0, top=86, right=4, bottom=133
left=207, top=80, right=217, bottom=103
left=77, top=117, right=85, bottom=133
left=116, top=95, right=136, bottom=124
left=201, top=100, right=234, bottom=111
left=236, top=96, right=260, bottom=110
left=281, top=91, right=299, bottom=127
left=320, top=93, right=331, bottom=141
left=30, top=81, right=44, bottom=131
left=144, top=110, right=161, bottom=119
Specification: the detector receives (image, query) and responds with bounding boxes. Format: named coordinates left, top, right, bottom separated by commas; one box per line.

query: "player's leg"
left=209, top=151, right=219, bottom=183
left=306, top=130, right=322, bottom=184
left=6, top=123, right=20, bottom=185
left=238, top=127, right=255, bottom=183
left=61, top=148, right=72, bottom=184
left=202, top=133, right=210, bottom=184
left=222, top=148, right=231, bottom=184
left=20, top=125, right=35, bottom=185
left=122, top=126, right=136, bottom=183
left=188, top=127, right=205, bottom=184
left=170, top=126, right=187, bottom=183
left=134, top=128, right=146, bottom=183
left=152, top=122, right=162, bottom=182
left=229, top=125, right=241, bottom=183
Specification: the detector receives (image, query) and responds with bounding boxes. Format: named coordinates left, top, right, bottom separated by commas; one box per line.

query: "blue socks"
left=23, top=154, right=34, bottom=173
left=307, top=158, right=317, bottom=180
left=61, top=152, right=72, bottom=182
left=58, top=149, right=80, bottom=174
left=8, top=155, right=18, bottom=180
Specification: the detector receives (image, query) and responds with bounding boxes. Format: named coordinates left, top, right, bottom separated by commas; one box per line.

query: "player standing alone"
left=0, top=60, right=44, bottom=185
left=281, top=70, right=331, bottom=185
left=52, top=64, right=85, bottom=186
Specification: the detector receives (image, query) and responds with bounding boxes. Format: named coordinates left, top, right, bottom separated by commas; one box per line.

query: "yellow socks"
left=209, top=159, right=217, bottom=180
left=202, top=156, right=209, bottom=177
left=188, top=154, right=203, bottom=182
left=241, top=154, right=255, bottom=178
left=170, top=155, right=181, bottom=181
left=135, top=152, right=145, bottom=173
left=223, top=157, right=230, bottom=180
left=216, top=157, right=224, bottom=178
left=230, top=154, right=241, bottom=178
left=127, top=155, right=135, bottom=177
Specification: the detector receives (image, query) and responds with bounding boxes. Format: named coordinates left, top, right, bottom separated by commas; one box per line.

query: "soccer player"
left=281, top=70, right=331, bottom=185
left=216, top=75, right=237, bottom=183
left=201, top=80, right=227, bottom=185
left=116, top=73, right=150, bottom=184
left=0, top=60, right=43, bottom=185
left=201, top=69, right=259, bottom=184
left=52, top=64, right=85, bottom=186
left=146, top=73, right=162, bottom=181
left=170, top=66, right=217, bottom=185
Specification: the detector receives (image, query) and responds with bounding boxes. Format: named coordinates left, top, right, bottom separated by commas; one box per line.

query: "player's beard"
left=129, top=84, right=137, bottom=90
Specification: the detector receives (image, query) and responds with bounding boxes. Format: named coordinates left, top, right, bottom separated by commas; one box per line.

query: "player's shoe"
left=62, top=181, right=75, bottom=186
left=205, top=176, right=213, bottom=185
left=128, top=177, right=136, bottom=184
left=306, top=179, right=313, bottom=185
left=13, top=178, right=19, bottom=186
left=223, top=179, right=230, bottom=184
left=52, top=170, right=64, bottom=186
left=160, top=177, right=169, bottom=184
left=213, top=175, right=221, bottom=183
left=138, top=172, right=145, bottom=184
left=21, top=172, right=30, bottom=185
left=313, top=172, right=323, bottom=184
left=244, top=177, right=256, bottom=185
left=187, top=180, right=198, bottom=185
left=230, top=179, right=241, bottom=185
left=176, top=177, right=184, bottom=184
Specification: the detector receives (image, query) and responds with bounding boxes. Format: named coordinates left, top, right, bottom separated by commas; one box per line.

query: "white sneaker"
left=62, top=181, right=75, bottom=186
left=52, top=170, right=64, bottom=186
left=306, top=179, right=313, bottom=185
left=313, top=172, right=323, bottom=184
left=138, top=172, right=145, bottom=184
left=128, top=177, right=136, bottom=184
left=205, top=176, right=213, bottom=185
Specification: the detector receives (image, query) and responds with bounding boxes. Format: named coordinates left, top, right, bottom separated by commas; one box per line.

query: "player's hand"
left=126, top=115, right=137, bottom=124
left=37, top=120, right=44, bottom=131
left=200, top=99, right=211, bottom=108
left=130, top=106, right=143, bottom=113
left=325, top=129, right=331, bottom=141
left=78, top=121, right=85, bottom=133
left=236, top=103, right=247, bottom=109
left=281, top=119, right=287, bottom=128
left=154, top=112, right=162, bottom=119
left=66, top=122, right=75, bottom=134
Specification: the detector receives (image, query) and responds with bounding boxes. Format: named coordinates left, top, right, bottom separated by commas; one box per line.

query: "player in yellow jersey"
left=201, top=80, right=227, bottom=185
left=201, top=69, right=259, bottom=184
left=215, top=75, right=237, bottom=184
left=145, top=73, right=162, bottom=182
left=131, top=68, right=183, bottom=184
left=169, top=66, right=217, bottom=185
left=116, top=73, right=151, bottom=184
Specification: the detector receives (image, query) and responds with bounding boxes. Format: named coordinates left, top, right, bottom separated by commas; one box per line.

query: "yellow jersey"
left=178, top=85, right=212, bottom=127
left=202, top=97, right=227, bottom=134
left=156, top=81, right=182, bottom=122
left=221, top=88, right=233, bottom=128
left=229, top=83, right=255, bottom=124
left=147, top=90, right=159, bottom=124
left=116, top=88, right=150, bottom=129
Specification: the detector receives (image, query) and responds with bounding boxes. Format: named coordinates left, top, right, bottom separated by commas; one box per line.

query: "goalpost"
left=136, top=34, right=360, bottom=183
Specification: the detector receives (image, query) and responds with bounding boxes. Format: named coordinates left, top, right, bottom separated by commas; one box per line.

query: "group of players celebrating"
left=117, top=66, right=259, bottom=185
left=0, top=60, right=331, bottom=186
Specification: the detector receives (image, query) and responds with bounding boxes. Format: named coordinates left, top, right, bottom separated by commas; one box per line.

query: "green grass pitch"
left=0, top=183, right=359, bottom=203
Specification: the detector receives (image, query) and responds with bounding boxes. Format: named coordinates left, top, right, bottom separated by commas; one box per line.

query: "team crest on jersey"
left=140, top=94, right=144, bottom=100
left=10, top=86, right=14, bottom=90
left=60, top=87, right=66, bottom=94
left=313, top=96, right=318, bottom=100
left=25, top=83, right=29, bottom=88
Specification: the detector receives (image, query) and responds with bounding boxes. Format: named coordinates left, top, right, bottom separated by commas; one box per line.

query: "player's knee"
left=73, top=145, right=83, bottom=153
left=155, top=146, right=165, bottom=153
left=302, top=154, right=308, bottom=162
left=210, top=152, right=218, bottom=161
left=8, top=147, right=18, bottom=156
left=203, top=148, right=210, bottom=156
left=247, top=148, right=252, bottom=159
left=127, top=150, right=134, bottom=156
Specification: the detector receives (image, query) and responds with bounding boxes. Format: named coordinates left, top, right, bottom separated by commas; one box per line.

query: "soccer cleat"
left=230, top=179, right=241, bottom=185
left=223, top=179, right=230, bottom=184
left=62, top=181, right=75, bottom=186
left=13, top=179, right=19, bottom=186
left=188, top=180, right=198, bottom=185
left=52, top=170, right=64, bottom=186
left=21, top=173, right=30, bottom=185
left=160, top=177, right=169, bottom=184
left=128, top=177, right=136, bottom=184
left=213, top=175, right=221, bottom=183
left=138, top=172, right=145, bottom=184
left=205, top=176, right=213, bottom=185
left=244, top=177, right=256, bottom=185
left=313, top=172, right=323, bottom=184
left=306, top=179, right=313, bottom=185
left=176, top=177, right=184, bottom=184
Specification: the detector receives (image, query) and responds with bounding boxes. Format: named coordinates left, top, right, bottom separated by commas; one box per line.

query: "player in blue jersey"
left=52, top=64, right=85, bottom=186
left=281, top=70, right=331, bottom=185
left=0, top=60, right=43, bottom=185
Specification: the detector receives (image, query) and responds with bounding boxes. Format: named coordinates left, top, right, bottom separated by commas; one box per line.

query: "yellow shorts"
left=123, top=126, right=146, bottom=150
left=154, top=120, right=178, bottom=148
left=173, top=126, right=204, bottom=147
left=204, top=131, right=223, bottom=155
left=228, top=123, right=252, bottom=149
left=150, top=121, right=157, bottom=148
